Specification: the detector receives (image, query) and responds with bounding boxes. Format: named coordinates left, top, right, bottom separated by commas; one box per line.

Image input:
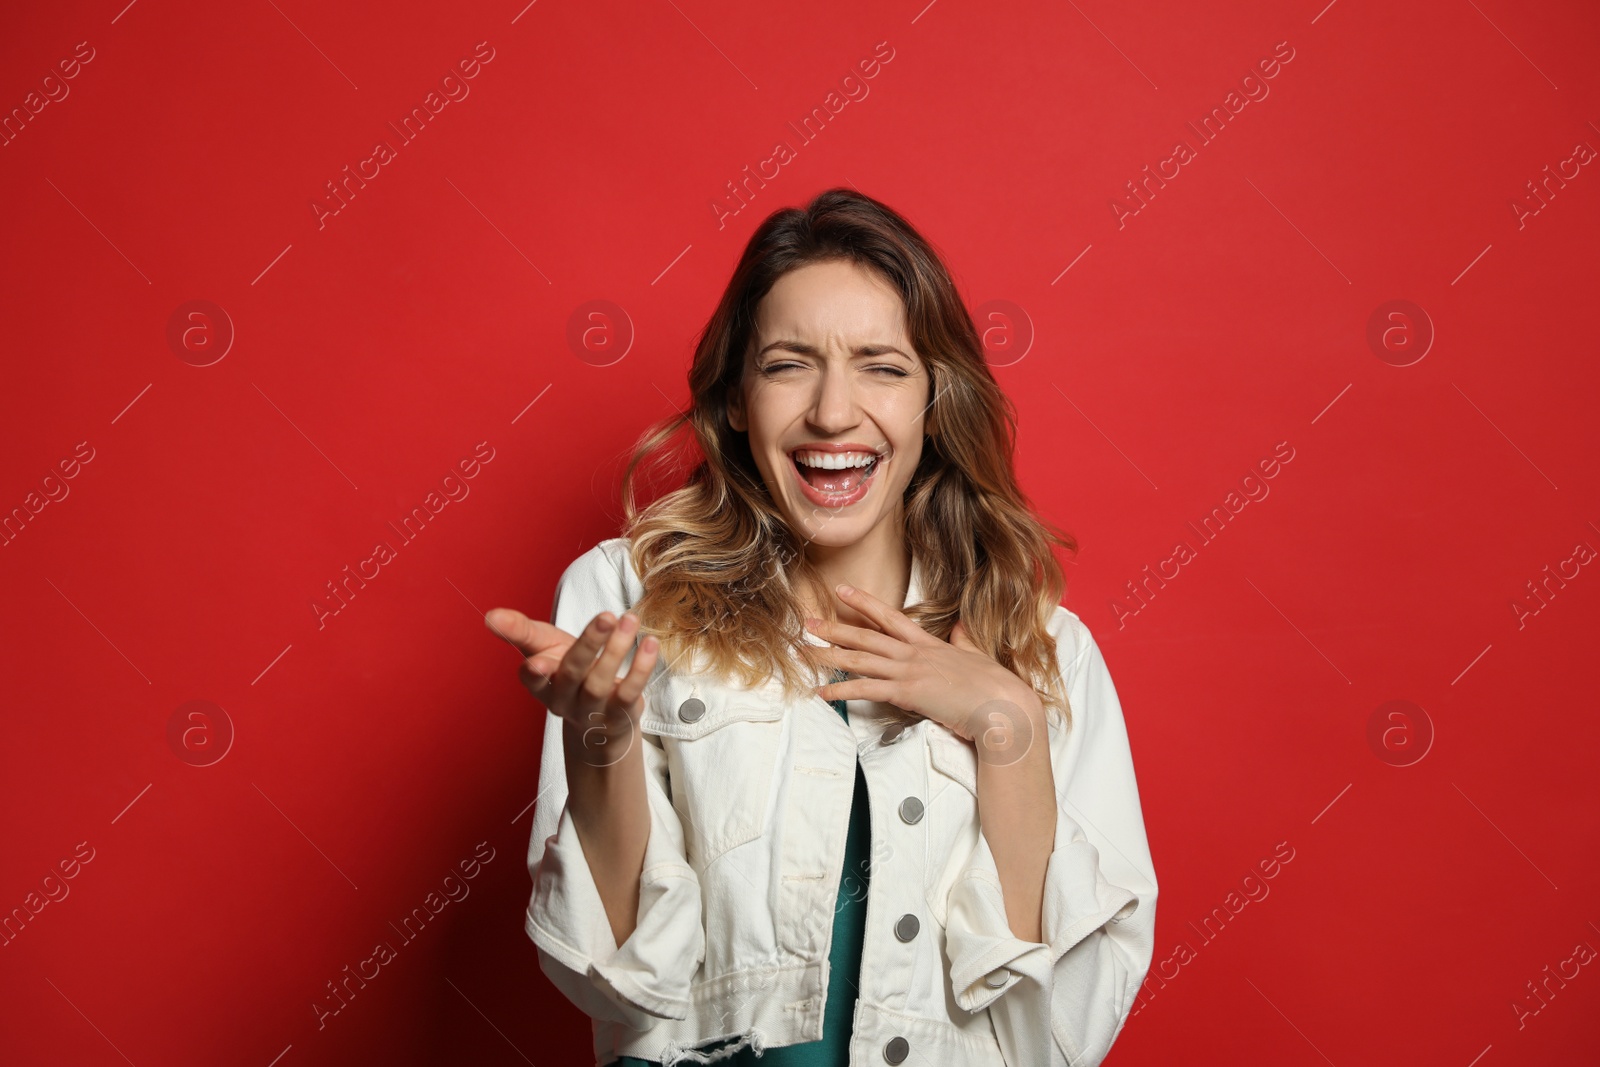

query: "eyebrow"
left=755, top=340, right=913, bottom=360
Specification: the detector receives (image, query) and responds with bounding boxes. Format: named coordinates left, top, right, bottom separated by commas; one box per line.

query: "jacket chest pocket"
left=642, top=675, right=788, bottom=867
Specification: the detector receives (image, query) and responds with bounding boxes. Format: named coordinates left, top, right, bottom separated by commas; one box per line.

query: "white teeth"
left=792, top=450, right=879, bottom=469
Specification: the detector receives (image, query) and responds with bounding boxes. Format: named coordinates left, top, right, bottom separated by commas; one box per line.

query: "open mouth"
left=788, top=448, right=883, bottom=505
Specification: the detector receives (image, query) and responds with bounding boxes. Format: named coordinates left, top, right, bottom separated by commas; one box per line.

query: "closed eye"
left=761, top=362, right=909, bottom=378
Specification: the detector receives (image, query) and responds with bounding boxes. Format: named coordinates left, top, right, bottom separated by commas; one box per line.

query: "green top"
left=614, top=669, right=868, bottom=1066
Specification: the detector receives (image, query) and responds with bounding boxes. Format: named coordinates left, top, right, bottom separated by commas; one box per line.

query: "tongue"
left=802, top=462, right=869, bottom=494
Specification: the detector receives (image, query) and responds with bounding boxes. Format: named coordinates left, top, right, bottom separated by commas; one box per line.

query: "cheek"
left=890, top=455, right=919, bottom=488
left=766, top=452, right=796, bottom=494
left=887, top=430, right=924, bottom=475
left=745, top=393, right=797, bottom=442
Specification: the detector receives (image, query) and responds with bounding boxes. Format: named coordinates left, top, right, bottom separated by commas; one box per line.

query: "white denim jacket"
left=525, top=538, right=1158, bottom=1066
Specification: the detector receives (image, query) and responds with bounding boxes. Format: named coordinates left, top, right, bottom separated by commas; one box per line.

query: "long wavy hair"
left=619, top=187, right=1078, bottom=733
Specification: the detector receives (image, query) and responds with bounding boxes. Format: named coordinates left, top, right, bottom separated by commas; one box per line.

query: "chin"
left=789, top=503, right=878, bottom=538
left=797, top=523, right=867, bottom=545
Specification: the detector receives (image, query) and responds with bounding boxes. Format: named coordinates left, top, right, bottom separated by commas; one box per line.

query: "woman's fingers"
left=581, top=612, right=642, bottom=709
left=832, top=585, right=934, bottom=646
left=485, top=607, right=572, bottom=658
left=809, top=615, right=906, bottom=662
left=562, top=614, right=653, bottom=775
left=496, top=607, right=659, bottom=728
left=517, top=633, right=574, bottom=695
left=612, top=630, right=661, bottom=717
left=552, top=612, right=618, bottom=695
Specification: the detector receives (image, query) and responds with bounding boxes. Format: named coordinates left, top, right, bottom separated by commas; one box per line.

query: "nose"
left=807, top=363, right=862, bottom=432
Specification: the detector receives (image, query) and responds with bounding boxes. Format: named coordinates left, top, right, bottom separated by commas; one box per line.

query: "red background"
left=3, top=0, right=1597, bottom=1064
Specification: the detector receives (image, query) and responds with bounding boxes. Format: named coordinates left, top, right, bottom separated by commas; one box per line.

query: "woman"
left=487, top=188, right=1157, bottom=1066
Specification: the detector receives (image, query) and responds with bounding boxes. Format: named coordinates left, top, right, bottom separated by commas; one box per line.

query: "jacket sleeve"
left=943, top=615, right=1159, bottom=1066
left=523, top=540, right=706, bottom=1031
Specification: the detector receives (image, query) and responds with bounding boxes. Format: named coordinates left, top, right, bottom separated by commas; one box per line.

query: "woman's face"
left=728, top=258, right=931, bottom=550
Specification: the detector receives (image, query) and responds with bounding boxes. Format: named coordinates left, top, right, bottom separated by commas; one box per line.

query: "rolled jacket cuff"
left=946, top=817, right=1139, bottom=1014
left=526, top=798, right=705, bottom=1028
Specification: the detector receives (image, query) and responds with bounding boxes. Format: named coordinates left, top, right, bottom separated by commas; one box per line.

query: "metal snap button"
left=897, top=796, right=924, bottom=824
left=880, top=722, right=905, bottom=745
left=894, top=913, right=920, bottom=942
left=678, top=697, right=705, bottom=723
left=883, top=1036, right=909, bottom=1064
left=985, top=969, right=1010, bottom=988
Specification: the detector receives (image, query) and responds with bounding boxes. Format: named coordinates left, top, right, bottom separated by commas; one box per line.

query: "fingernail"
left=837, top=584, right=854, bottom=596
left=596, top=615, right=615, bottom=631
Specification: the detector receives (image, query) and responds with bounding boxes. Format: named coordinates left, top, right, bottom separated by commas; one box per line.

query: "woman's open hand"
left=808, top=585, right=1043, bottom=749
left=484, top=607, right=659, bottom=768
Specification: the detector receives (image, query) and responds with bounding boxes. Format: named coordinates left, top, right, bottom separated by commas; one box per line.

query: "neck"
left=801, top=521, right=910, bottom=624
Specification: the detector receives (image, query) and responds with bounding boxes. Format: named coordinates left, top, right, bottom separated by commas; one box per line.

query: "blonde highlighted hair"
left=619, top=188, right=1078, bottom=733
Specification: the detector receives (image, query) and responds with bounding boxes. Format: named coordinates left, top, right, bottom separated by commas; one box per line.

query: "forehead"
left=753, top=260, right=909, bottom=342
